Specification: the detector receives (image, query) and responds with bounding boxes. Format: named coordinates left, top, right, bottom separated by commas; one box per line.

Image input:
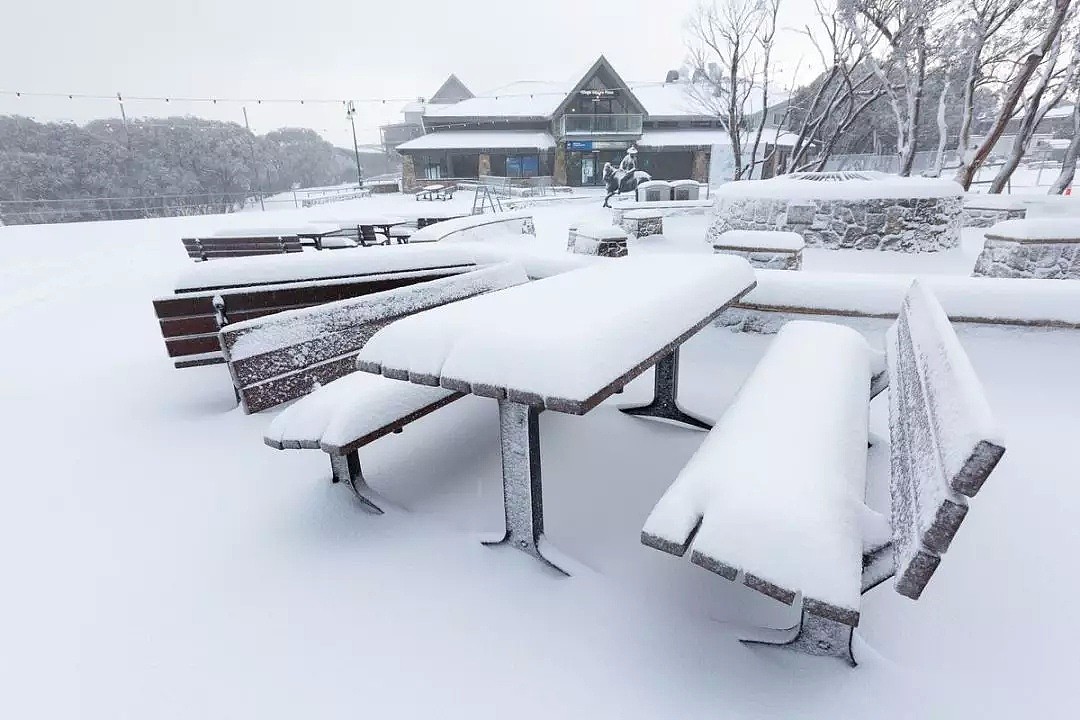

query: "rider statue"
left=618, top=146, right=638, bottom=176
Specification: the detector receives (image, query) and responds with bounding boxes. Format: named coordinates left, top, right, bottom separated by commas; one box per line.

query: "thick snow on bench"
left=741, top=271, right=1080, bottom=326
left=642, top=321, right=876, bottom=615
left=207, top=223, right=343, bottom=238
left=408, top=209, right=533, bottom=244
left=264, top=371, right=457, bottom=452
left=985, top=217, right=1080, bottom=241
left=173, top=244, right=485, bottom=291
left=357, top=255, right=755, bottom=408
left=715, top=175, right=963, bottom=201
left=224, top=262, right=530, bottom=362
left=714, top=230, right=805, bottom=251
left=575, top=224, right=629, bottom=240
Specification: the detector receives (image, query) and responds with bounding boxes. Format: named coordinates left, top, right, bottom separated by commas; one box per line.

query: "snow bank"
left=643, top=321, right=874, bottom=615
left=715, top=174, right=963, bottom=201
left=738, top=271, right=1080, bottom=327
left=357, top=256, right=756, bottom=408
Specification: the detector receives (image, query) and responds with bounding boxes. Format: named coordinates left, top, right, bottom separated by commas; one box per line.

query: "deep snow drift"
left=1, top=195, right=1078, bottom=719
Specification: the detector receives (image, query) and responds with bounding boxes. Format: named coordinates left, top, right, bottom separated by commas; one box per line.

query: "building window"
left=506, top=154, right=540, bottom=177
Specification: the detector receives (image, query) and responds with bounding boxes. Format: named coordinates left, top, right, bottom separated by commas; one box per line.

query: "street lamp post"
left=346, top=101, right=364, bottom=188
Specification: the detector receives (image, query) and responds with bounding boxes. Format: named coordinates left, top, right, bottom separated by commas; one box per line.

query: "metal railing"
left=560, top=113, right=643, bottom=136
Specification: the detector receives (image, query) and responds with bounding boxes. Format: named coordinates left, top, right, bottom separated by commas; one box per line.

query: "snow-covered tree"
left=951, top=0, right=1075, bottom=189
left=840, top=0, right=947, bottom=176
left=685, top=0, right=784, bottom=180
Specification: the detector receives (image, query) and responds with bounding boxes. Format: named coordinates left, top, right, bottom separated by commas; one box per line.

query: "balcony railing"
left=560, top=113, right=643, bottom=136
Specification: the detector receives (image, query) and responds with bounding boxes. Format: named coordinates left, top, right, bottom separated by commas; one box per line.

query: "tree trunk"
left=1050, top=103, right=1080, bottom=194
left=927, top=81, right=950, bottom=177
left=953, top=0, right=1073, bottom=189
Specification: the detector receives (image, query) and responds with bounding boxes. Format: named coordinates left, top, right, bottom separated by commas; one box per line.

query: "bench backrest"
left=219, top=262, right=530, bottom=413
left=885, top=281, right=1005, bottom=600
left=152, top=265, right=477, bottom=367
left=182, top=235, right=303, bottom=261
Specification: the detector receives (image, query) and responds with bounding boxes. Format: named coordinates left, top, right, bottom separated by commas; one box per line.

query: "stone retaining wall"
left=963, top=206, right=1026, bottom=228
left=973, top=238, right=1080, bottom=279
left=708, top=195, right=962, bottom=252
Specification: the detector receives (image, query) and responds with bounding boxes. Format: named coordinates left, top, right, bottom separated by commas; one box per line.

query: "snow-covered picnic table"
left=355, top=255, right=757, bottom=571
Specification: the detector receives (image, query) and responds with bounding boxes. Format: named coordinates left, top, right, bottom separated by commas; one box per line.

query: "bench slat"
left=886, top=281, right=1005, bottom=600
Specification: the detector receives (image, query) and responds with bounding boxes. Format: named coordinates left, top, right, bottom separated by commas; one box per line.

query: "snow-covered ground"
left=2, top=196, right=1079, bottom=718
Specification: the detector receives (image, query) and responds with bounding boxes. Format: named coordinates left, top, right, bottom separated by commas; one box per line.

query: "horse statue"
left=602, top=162, right=651, bottom=207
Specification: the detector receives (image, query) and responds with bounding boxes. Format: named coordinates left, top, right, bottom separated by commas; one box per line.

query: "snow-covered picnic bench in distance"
left=353, top=256, right=756, bottom=572
left=642, top=281, right=1005, bottom=665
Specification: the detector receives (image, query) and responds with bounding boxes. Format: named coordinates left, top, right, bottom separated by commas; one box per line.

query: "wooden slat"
left=165, top=334, right=222, bottom=358
left=239, top=354, right=360, bottom=414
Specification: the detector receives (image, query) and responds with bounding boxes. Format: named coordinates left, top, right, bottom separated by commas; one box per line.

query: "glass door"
left=581, top=156, right=597, bottom=185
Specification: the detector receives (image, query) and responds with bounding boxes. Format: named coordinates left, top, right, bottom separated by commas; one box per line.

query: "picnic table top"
left=356, top=255, right=756, bottom=413
left=207, top=223, right=345, bottom=239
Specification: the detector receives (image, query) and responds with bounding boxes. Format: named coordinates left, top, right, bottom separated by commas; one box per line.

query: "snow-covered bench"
left=220, top=263, right=529, bottom=413
left=264, top=372, right=463, bottom=512
left=642, top=282, right=1005, bottom=665
left=712, top=230, right=805, bottom=270
left=182, top=233, right=303, bottom=262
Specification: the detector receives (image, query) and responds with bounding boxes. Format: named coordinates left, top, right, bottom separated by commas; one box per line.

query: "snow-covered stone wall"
left=962, top=206, right=1026, bottom=228
left=706, top=173, right=964, bottom=252
left=973, top=219, right=1080, bottom=279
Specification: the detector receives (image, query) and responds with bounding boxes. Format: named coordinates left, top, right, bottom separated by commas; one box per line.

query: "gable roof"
left=552, top=55, right=647, bottom=118
left=423, top=80, right=570, bottom=119
left=430, top=74, right=474, bottom=104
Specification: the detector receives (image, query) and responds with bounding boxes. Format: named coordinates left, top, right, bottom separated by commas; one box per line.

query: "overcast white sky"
left=0, top=0, right=821, bottom=147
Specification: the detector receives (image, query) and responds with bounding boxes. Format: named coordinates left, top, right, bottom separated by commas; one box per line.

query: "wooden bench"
left=219, top=263, right=530, bottom=413
left=264, top=372, right=463, bottom=512
left=415, top=184, right=445, bottom=201
left=152, top=263, right=479, bottom=368
left=641, top=281, right=1005, bottom=665
left=182, top=234, right=303, bottom=261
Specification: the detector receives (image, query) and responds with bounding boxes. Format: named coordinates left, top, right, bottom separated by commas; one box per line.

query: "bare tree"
left=1050, top=101, right=1080, bottom=193
left=952, top=0, right=1074, bottom=189
left=989, top=27, right=1080, bottom=191
left=685, top=0, right=783, bottom=180
left=780, top=0, right=886, bottom=173
left=840, top=0, right=944, bottom=176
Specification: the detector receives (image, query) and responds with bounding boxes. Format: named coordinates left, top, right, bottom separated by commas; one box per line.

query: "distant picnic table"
left=354, top=256, right=757, bottom=572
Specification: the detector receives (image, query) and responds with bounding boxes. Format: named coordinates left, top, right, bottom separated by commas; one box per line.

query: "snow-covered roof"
left=1042, top=104, right=1074, bottom=119
left=424, top=81, right=570, bottom=119
left=639, top=128, right=799, bottom=148
left=396, top=131, right=556, bottom=151
left=630, top=82, right=789, bottom=120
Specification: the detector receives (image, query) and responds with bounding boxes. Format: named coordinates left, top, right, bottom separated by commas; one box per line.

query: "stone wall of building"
left=692, top=150, right=709, bottom=183
left=401, top=155, right=417, bottom=192
left=972, top=238, right=1080, bottom=279
left=707, top=194, right=963, bottom=252
left=962, top=206, right=1026, bottom=228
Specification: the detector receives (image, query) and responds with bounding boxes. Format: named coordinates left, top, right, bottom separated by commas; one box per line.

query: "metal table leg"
left=619, top=348, right=713, bottom=430
left=483, top=400, right=568, bottom=575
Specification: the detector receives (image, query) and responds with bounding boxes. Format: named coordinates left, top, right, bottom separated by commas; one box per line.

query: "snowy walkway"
left=1, top=208, right=1079, bottom=718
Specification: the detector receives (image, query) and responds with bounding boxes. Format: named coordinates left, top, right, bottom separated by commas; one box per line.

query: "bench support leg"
left=741, top=608, right=856, bottom=667
left=484, top=400, right=568, bottom=575
left=619, top=349, right=712, bottom=430
left=329, top=452, right=384, bottom=515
